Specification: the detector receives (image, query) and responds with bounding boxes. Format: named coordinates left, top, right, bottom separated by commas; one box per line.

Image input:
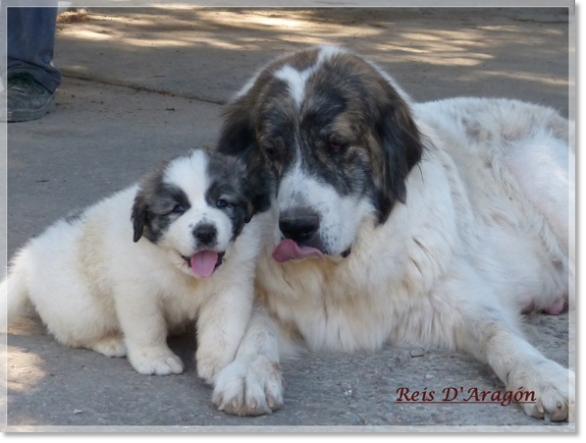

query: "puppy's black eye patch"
left=151, top=202, right=187, bottom=216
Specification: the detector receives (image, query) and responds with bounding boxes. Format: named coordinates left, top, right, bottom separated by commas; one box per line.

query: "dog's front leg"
left=115, top=283, right=184, bottom=375
left=212, top=305, right=284, bottom=416
left=195, top=280, right=254, bottom=384
left=445, top=264, right=574, bottom=422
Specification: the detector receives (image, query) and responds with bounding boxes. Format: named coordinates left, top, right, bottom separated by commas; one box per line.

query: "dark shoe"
left=7, top=73, right=55, bottom=122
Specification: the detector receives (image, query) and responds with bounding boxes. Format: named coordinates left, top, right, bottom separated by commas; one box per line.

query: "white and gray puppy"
left=2, top=149, right=262, bottom=383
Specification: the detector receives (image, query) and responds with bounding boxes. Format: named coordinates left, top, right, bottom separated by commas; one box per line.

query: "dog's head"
left=217, top=46, right=423, bottom=261
left=131, top=149, right=253, bottom=277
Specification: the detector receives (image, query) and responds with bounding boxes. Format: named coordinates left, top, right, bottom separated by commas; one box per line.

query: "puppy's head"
left=131, top=149, right=253, bottom=278
left=217, top=46, right=423, bottom=261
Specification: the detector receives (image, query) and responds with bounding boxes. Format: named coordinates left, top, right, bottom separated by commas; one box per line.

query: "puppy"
left=2, top=149, right=261, bottom=382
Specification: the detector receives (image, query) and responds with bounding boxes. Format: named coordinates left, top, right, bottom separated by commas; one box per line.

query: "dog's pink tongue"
left=191, top=251, right=218, bottom=278
left=272, top=239, right=324, bottom=263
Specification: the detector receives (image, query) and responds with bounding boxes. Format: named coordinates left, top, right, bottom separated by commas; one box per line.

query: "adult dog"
left=3, top=149, right=262, bottom=382
left=212, top=46, right=575, bottom=421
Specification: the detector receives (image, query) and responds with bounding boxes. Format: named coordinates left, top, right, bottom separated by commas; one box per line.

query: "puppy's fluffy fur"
left=212, top=46, right=575, bottom=420
left=2, top=149, right=265, bottom=382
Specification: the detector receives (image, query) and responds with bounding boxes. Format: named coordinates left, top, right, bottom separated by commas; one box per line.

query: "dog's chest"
left=258, top=254, right=438, bottom=353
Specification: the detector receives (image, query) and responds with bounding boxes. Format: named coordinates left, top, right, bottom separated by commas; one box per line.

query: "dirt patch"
left=57, top=10, right=90, bottom=25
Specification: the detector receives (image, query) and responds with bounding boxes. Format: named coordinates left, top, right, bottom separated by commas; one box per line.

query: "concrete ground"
left=4, top=7, right=573, bottom=431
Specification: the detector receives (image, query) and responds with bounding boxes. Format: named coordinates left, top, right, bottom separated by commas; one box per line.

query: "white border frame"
left=0, top=0, right=577, bottom=434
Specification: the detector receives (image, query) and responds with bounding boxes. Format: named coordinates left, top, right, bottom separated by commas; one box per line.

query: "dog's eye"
left=328, top=139, right=347, bottom=152
left=262, top=141, right=278, bottom=160
left=216, top=199, right=232, bottom=209
left=266, top=147, right=277, bottom=159
left=171, top=205, right=185, bottom=214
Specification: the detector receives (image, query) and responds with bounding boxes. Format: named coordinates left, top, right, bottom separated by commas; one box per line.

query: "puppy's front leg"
left=196, top=280, right=254, bottom=384
left=115, top=283, right=184, bottom=375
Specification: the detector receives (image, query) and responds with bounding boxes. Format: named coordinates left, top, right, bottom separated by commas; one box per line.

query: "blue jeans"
left=7, top=7, right=61, bottom=93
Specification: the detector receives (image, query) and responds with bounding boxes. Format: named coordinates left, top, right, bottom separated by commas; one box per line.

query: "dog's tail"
left=1, top=249, right=31, bottom=331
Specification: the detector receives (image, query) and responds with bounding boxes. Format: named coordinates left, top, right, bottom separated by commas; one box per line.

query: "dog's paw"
left=129, top=347, right=184, bottom=375
left=508, top=360, right=574, bottom=422
left=91, top=336, right=127, bottom=358
left=196, top=351, right=228, bottom=385
left=212, top=356, right=283, bottom=416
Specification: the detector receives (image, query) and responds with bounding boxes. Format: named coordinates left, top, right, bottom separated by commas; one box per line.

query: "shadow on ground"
left=55, top=8, right=569, bottom=114
left=6, top=310, right=570, bottom=427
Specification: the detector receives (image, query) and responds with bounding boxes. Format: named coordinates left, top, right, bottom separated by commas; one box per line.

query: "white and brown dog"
left=2, top=149, right=266, bottom=383
left=212, top=46, right=575, bottom=421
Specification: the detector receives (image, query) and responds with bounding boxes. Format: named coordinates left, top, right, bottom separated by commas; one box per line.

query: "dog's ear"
left=131, top=192, right=148, bottom=243
left=218, top=97, right=276, bottom=215
left=244, top=199, right=254, bottom=224
left=217, top=97, right=256, bottom=161
left=236, top=164, right=256, bottom=225
left=373, top=94, right=424, bottom=224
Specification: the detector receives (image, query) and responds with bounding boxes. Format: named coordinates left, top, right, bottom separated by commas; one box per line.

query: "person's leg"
left=8, top=6, right=61, bottom=93
left=7, top=7, right=61, bottom=122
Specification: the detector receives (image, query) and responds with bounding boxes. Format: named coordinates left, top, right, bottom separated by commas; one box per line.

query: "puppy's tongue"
left=191, top=251, right=218, bottom=278
left=272, top=239, right=324, bottom=263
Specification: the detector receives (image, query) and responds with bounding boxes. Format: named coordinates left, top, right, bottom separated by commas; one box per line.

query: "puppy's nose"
left=279, top=208, right=320, bottom=244
left=193, top=223, right=217, bottom=245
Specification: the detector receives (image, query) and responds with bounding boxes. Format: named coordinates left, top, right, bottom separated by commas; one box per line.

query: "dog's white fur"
left=277, top=159, right=373, bottom=255
left=212, top=47, right=574, bottom=420
left=2, top=150, right=265, bottom=382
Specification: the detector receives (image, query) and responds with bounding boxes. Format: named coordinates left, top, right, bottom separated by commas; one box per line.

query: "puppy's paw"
left=508, top=360, right=574, bottom=422
left=129, top=347, right=184, bottom=375
left=91, top=336, right=127, bottom=358
left=212, top=356, right=283, bottom=416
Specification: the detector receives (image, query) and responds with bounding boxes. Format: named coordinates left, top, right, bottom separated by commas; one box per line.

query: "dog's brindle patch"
left=217, top=48, right=424, bottom=224
left=217, top=49, right=322, bottom=213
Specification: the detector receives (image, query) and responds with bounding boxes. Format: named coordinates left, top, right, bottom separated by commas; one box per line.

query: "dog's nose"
left=279, top=208, right=320, bottom=244
left=193, top=223, right=217, bottom=245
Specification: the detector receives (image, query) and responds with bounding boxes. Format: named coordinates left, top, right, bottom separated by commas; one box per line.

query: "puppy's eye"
left=171, top=205, right=185, bottom=214
left=216, top=199, right=232, bottom=209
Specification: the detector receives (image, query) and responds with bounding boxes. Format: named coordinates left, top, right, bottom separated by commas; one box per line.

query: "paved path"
left=4, top=7, right=572, bottom=430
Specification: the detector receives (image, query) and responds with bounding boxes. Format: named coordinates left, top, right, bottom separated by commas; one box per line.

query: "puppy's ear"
left=374, top=95, right=423, bottom=224
left=131, top=164, right=169, bottom=243
left=131, top=192, right=148, bottom=243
